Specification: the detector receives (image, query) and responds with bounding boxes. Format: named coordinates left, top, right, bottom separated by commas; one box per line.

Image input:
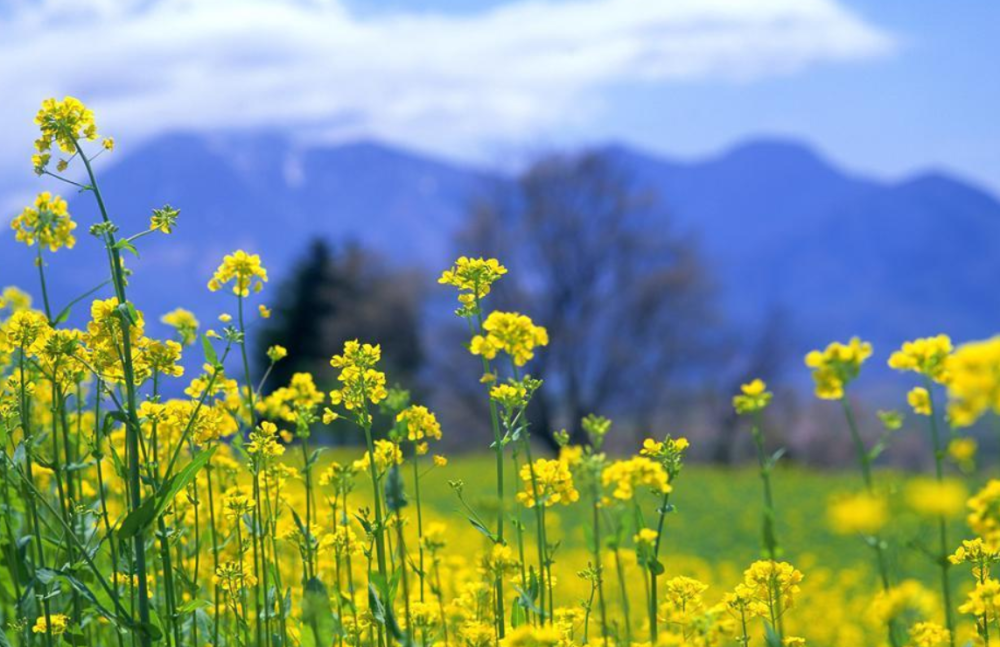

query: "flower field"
left=2, top=96, right=1000, bottom=647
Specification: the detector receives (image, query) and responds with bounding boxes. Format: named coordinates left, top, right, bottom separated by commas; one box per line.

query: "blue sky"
left=1, top=0, right=997, bottom=205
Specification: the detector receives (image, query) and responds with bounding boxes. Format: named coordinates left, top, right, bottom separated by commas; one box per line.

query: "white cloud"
left=0, top=0, right=893, bottom=194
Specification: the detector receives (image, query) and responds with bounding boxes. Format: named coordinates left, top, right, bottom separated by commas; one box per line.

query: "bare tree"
left=456, top=150, right=718, bottom=449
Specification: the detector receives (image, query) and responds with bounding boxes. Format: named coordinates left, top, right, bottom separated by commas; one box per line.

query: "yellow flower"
left=490, top=382, right=529, bottom=409
left=354, top=439, right=402, bottom=473
left=907, top=386, right=932, bottom=416
left=947, top=436, right=977, bottom=472
left=888, top=335, right=952, bottom=382
left=11, top=192, right=77, bottom=252
left=733, top=378, right=772, bottom=414
left=516, top=458, right=579, bottom=508
left=329, top=340, right=388, bottom=414
left=247, top=421, right=285, bottom=458
left=634, top=527, right=658, bottom=548
left=0, top=287, right=32, bottom=313
left=102, top=137, right=115, bottom=151
left=909, top=621, right=949, bottom=647
left=949, top=538, right=999, bottom=568
left=150, top=205, right=179, bottom=234
left=827, top=492, right=887, bottom=536
left=470, top=311, right=549, bottom=367
left=146, top=339, right=184, bottom=378
left=958, top=578, right=1000, bottom=618
left=267, top=345, right=287, bottom=362
left=207, top=250, right=268, bottom=297
left=804, top=337, right=873, bottom=400
left=433, top=454, right=448, bottom=467
left=438, top=256, right=507, bottom=315
left=741, top=560, right=804, bottom=614
left=255, top=372, right=324, bottom=423
left=944, top=336, right=1000, bottom=427
left=904, top=478, right=967, bottom=518
left=602, top=456, right=671, bottom=501
left=161, top=308, right=199, bottom=345
left=499, top=623, right=563, bottom=647
left=34, top=96, right=99, bottom=170
left=870, top=580, right=936, bottom=624
left=397, top=405, right=442, bottom=443
left=967, top=480, right=1000, bottom=545
left=32, top=613, right=70, bottom=636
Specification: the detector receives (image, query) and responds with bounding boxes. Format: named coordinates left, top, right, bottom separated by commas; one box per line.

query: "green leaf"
left=53, top=303, right=73, bottom=325
left=201, top=335, right=219, bottom=367
left=177, top=599, right=212, bottom=613
left=114, top=239, right=139, bottom=257
left=116, top=302, right=140, bottom=326
left=367, top=583, right=403, bottom=641
left=466, top=516, right=497, bottom=543
left=510, top=600, right=526, bottom=628
left=764, top=623, right=782, bottom=647
left=119, top=446, right=217, bottom=539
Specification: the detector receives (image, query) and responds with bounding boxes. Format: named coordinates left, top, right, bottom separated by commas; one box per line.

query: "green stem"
left=840, top=396, right=900, bottom=647
left=924, top=380, right=955, bottom=647
left=74, top=137, right=153, bottom=647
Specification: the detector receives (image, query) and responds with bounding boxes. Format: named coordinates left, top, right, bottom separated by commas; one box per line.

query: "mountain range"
left=1, top=132, right=998, bottom=368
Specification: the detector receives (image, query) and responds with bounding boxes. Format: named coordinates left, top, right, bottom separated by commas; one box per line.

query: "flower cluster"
left=602, top=456, right=671, bottom=501
left=11, top=192, right=77, bottom=252
left=944, top=336, right=1000, bottom=427
left=207, top=249, right=269, bottom=297
left=470, top=311, right=549, bottom=367
left=732, top=378, right=772, bottom=415
left=328, top=340, right=388, bottom=417
left=517, top=458, right=580, bottom=508
left=888, top=335, right=952, bottom=382
left=396, top=404, right=442, bottom=443
left=33, top=96, right=100, bottom=173
left=804, top=337, right=873, bottom=399
left=438, top=256, right=507, bottom=315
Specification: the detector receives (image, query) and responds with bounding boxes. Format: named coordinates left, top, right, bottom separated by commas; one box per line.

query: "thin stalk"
left=74, top=137, right=153, bottom=647
left=924, top=380, right=955, bottom=647
left=589, top=480, right=609, bottom=645
left=840, top=396, right=901, bottom=647
left=469, top=302, right=506, bottom=639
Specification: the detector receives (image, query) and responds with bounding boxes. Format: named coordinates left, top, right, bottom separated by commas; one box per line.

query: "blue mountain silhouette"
left=2, top=132, right=998, bottom=361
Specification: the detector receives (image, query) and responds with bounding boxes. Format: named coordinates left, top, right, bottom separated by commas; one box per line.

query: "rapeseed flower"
left=438, top=256, right=507, bottom=315
left=33, top=96, right=98, bottom=172
left=888, top=335, right=952, bottom=383
left=904, top=478, right=967, bottom=518
left=944, top=336, right=1000, bottom=427
left=804, top=337, right=872, bottom=399
left=397, top=404, right=442, bottom=442
left=32, top=614, right=70, bottom=636
left=207, top=250, right=268, bottom=297
left=11, top=192, right=76, bottom=251
left=827, top=491, right=888, bottom=536
left=161, top=308, right=199, bottom=345
left=470, top=311, right=549, bottom=367
left=329, top=340, right=388, bottom=415
left=733, top=378, right=772, bottom=415
left=517, top=458, right=579, bottom=508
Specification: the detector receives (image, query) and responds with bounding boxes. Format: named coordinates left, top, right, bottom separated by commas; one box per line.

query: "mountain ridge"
left=2, top=132, right=998, bottom=366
